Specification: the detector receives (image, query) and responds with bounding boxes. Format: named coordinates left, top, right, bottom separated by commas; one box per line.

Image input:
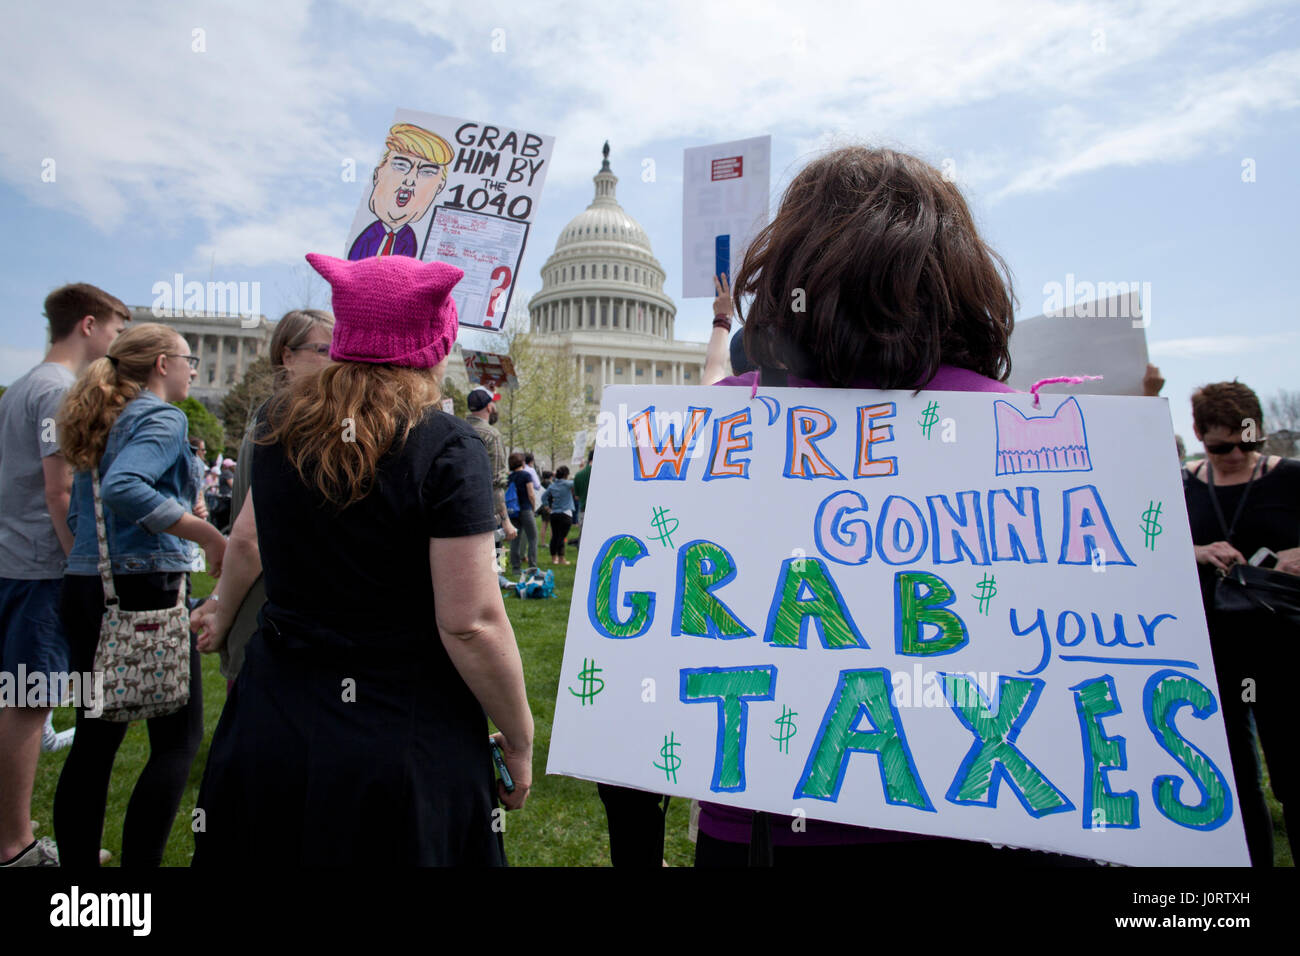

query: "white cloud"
left=994, top=48, right=1300, bottom=199
left=1149, top=332, right=1298, bottom=358
left=0, top=0, right=1294, bottom=268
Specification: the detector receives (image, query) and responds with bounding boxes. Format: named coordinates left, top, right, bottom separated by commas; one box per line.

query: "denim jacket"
left=65, top=391, right=201, bottom=575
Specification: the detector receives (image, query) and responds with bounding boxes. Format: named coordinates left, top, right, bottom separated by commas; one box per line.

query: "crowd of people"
left=0, top=146, right=1294, bottom=868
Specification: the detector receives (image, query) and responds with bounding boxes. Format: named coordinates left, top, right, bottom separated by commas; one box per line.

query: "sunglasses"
left=1204, top=439, right=1264, bottom=455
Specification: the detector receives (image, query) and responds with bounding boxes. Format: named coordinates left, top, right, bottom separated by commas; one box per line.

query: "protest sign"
left=464, top=350, right=518, bottom=391
left=548, top=385, right=1249, bottom=866
left=682, top=136, right=771, bottom=298
left=344, top=108, right=555, bottom=354
left=1010, top=291, right=1150, bottom=396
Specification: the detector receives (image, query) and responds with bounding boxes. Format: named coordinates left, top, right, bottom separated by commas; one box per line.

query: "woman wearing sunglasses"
left=1183, top=381, right=1300, bottom=866
left=54, top=323, right=226, bottom=866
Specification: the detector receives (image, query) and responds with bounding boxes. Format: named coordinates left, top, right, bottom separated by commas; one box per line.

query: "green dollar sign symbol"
left=650, top=505, right=678, bottom=548
left=653, top=731, right=681, bottom=783
left=1141, top=500, right=1163, bottom=550
left=972, top=573, right=997, bottom=615
left=918, top=401, right=940, bottom=439
left=568, top=657, right=604, bottom=705
left=772, top=705, right=798, bottom=754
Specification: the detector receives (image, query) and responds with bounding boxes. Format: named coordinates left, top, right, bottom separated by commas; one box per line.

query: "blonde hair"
left=59, top=324, right=182, bottom=472
left=258, top=363, right=441, bottom=509
left=379, top=123, right=454, bottom=168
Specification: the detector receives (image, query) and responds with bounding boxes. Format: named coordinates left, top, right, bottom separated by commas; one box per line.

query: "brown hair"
left=270, top=309, right=335, bottom=389
left=508, top=452, right=525, bottom=470
left=59, top=324, right=182, bottom=471
left=1191, top=381, right=1263, bottom=436
left=44, top=283, right=129, bottom=344
left=258, top=363, right=441, bottom=508
left=734, top=147, right=1015, bottom=389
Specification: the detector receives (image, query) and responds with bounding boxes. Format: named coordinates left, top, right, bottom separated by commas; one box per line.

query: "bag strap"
left=1206, top=456, right=1261, bottom=545
left=91, top=467, right=119, bottom=607
left=91, top=466, right=188, bottom=611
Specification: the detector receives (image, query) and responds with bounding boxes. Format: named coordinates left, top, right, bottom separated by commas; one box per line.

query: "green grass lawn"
left=30, top=533, right=694, bottom=867
left=28, top=529, right=1291, bottom=867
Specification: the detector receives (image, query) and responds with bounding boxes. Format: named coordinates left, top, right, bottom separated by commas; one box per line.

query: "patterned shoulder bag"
left=91, top=467, right=191, bottom=722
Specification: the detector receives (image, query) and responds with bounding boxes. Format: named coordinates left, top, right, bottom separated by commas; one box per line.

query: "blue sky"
left=2, top=0, right=1297, bottom=446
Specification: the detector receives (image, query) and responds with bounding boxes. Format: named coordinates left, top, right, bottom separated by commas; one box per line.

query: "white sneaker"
left=0, top=837, right=59, bottom=867
left=41, top=715, right=75, bottom=753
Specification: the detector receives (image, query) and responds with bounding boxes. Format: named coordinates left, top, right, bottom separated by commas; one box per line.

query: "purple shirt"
left=348, top=220, right=418, bottom=260
left=701, top=364, right=1018, bottom=847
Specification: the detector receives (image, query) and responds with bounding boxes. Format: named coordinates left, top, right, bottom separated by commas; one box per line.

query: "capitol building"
left=527, top=144, right=708, bottom=409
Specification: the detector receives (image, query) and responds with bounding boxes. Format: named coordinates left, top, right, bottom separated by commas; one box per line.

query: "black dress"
left=1183, top=457, right=1300, bottom=866
left=193, top=407, right=502, bottom=866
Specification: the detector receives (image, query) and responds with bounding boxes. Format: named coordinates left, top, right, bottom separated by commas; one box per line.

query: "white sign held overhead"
left=682, top=136, right=771, bottom=298
left=1010, top=291, right=1150, bottom=396
left=548, top=384, right=1248, bottom=867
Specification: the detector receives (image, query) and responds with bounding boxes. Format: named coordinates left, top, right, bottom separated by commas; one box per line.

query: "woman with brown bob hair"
left=732, top=146, right=1014, bottom=390
left=191, top=253, right=532, bottom=866
left=695, top=146, right=1053, bottom=867
left=1182, top=381, right=1300, bottom=865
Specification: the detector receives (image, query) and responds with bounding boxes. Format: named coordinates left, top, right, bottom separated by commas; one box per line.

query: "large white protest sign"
left=345, top=108, right=554, bottom=354
left=681, top=136, right=771, bottom=298
left=1010, top=290, right=1150, bottom=396
left=548, top=385, right=1249, bottom=866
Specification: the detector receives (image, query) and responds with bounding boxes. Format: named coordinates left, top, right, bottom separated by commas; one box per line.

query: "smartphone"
left=1249, top=547, right=1278, bottom=569
left=490, top=738, right=515, bottom=794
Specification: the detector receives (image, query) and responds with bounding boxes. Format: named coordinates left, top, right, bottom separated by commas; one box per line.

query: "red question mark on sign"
left=485, top=265, right=512, bottom=325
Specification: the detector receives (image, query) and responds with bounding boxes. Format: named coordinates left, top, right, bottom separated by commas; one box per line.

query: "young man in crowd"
left=0, top=283, right=130, bottom=867
left=466, top=386, right=516, bottom=543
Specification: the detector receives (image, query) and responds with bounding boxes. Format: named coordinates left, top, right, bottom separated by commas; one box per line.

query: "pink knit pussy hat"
left=305, top=253, right=464, bottom=368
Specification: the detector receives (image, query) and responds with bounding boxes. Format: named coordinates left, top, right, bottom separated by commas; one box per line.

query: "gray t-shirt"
left=0, top=362, right=76, bottom=579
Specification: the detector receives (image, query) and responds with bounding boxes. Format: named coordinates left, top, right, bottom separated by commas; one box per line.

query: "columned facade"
left=527, top=144, right=707, bottom=412
left=129, top=307, right=275, bottom=412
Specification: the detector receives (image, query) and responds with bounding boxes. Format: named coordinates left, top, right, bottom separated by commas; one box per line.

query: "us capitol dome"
left=528, top=143, right=708, bottom=409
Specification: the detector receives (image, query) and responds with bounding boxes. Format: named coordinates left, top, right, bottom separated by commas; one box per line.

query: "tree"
left=173, top=396, right=224, bottom=461
left=526, top=343, right=587, bottom=471
left=440, top=375, right=468, bottom=418
left=219, top=356, right=275, bottom=450
left=1264, top=389, right=1300, bottom=457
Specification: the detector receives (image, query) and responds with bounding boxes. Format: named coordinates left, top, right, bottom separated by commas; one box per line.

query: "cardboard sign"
left=682, top=136, right=771, bottom=298
left=548, top=385, right=1249, bottom=866
left=344, top=108, right=555, bottom=351
left=1010, top=292, right=1150, bottom=396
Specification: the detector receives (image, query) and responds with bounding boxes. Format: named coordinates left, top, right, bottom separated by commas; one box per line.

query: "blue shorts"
left=0, top=577, right=70, bottom=707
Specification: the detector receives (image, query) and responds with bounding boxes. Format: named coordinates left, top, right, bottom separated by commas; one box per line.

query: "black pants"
left=1209, top=610, right=1295, bottom=866
left=53, top=573, right=203, bottom=867
left=597, top=783, right=670, bottom=866
left=549, top=513, right=573, bottom=558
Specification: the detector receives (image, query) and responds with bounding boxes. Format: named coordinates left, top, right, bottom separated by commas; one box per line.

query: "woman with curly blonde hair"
left=192, top=253, right=532, bottom=866
left=54, top=322, right=225, bottom=867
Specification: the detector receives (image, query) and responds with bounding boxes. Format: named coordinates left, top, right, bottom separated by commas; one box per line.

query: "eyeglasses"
left=1205, top=439, right=1264, bottom=455
left=289, top=344, right=331, bottom=356
left=388, top=156, right=444, bottom=179
left=165, top=354, right=201, bottom=369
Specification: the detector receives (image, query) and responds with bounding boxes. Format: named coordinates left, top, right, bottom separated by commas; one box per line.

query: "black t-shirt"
left=251, top=406, right=496, bottom=639
left=508, top=470, right=533, bottom=513
left=1183, top=457, right=1300, bottom=607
